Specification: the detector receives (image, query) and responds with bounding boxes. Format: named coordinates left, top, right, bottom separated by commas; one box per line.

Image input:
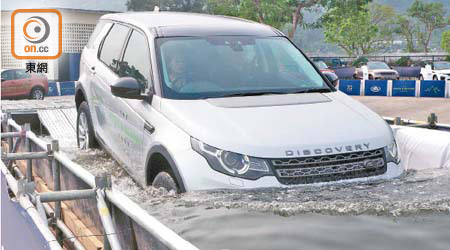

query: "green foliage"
left=393, top=56, right=412, bottom=66
left=322, top=4, right=380, bottom=56
left=442, top=30, right=450, bottom=55
left=127, top=0, right=206, bottom=12
left=395, top=15, right=417, bottom=52
left=352, top=56, right=368, bottom=67
left=206, top=0, right=294, bottom=30
left=407, top=0, right=448, bottom=52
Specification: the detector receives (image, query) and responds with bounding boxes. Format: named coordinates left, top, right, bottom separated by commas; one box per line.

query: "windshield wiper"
left=289, top=88, right=332, bottom=94
left=215, top=91, right=288, bottom=98
left=211, top=88, right=331, bottom=99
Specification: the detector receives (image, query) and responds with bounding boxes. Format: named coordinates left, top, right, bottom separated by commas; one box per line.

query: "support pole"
left=97, top=189, right=122, bottom=250
left=51, top=140, right=61, bottom=220
left=42, top=203, right=87, bottom=250
left=6, top=112, right=13, bottom=152
left=428, top=113, right=438, bottom=128
left=24, top=123, right=33, bottom=182
left=39, top=189, right=97, bottom=203
left=394, top=117, right=402, bottom=126
left=0, top=132, right=22, bottom=138
left=2, top=151, right=48, bottom=161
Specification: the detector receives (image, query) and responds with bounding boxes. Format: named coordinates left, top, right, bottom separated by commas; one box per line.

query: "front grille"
left=380, top=72, right=395, bottom=76
left=270, top=148, right=386, bottom=185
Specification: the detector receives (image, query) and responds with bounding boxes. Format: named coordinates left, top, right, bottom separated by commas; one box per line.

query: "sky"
left=2, top=0, right=127, bottom=12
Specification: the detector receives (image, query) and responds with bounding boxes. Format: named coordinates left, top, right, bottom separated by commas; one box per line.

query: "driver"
left=167, top=53, right=188, bottom=91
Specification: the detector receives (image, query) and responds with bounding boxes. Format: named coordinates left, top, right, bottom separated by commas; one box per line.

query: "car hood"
left=435, top=69, right=450, bottom=74
left=160, top=91, right=392, bottom=158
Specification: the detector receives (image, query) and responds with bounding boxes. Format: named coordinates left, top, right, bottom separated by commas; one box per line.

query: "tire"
left=77, top=101, right=98, bottom=149
left=433, top=75, right=438, bottom=80
left=368, top=75, right=373, bottom=80
left=30, top=87, right=45, bottom=100
left=419, top=75, right=424, bottom=80
left=152, top=171, right=179, bottom=193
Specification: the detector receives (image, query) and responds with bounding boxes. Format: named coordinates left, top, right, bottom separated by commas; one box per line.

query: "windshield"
left=434, top=61, right=450, bottom=70
left=367, top=62, right=390, bottom=70
left=156, top=36, right=330, bottom=99
left=314, top=61, right=328, bottom=70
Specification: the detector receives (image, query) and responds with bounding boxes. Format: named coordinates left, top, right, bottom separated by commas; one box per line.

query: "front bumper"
left=175, top=149, right=405, bottom=191
left=373, top=75, right=398, bottom=80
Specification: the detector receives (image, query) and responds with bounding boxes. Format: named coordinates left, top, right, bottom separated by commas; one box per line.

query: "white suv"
left=76, top=12, right=403, bottom=192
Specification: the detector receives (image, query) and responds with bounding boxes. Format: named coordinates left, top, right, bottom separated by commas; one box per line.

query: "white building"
left=1, top=8, right=115, bottom=81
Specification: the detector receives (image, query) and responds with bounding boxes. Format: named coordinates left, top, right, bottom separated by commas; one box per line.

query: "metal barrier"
left=1, top=113, right=199, bottom=250
left=338, top=79, right=449, bottom=98
left=385, top=113, right=450, bottom=132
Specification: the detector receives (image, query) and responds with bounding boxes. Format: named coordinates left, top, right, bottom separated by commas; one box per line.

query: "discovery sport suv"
left=76, top=12, right=403, bottom=192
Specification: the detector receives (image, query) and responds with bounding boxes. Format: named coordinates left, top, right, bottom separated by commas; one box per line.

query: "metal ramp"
left=37, top=108, right=77, bottom=148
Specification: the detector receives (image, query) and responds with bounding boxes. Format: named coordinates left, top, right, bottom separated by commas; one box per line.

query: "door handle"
left=144, top=123, right=155, bottom=135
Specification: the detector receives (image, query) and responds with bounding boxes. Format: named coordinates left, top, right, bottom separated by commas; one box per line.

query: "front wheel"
left=419, top=75, right=424, bottom=80
left=152, top=171, right=179, bottom=193
left=30, top=87, right=45, bottom=100
left=77, top=102, right=97, bottom=149
left=433, top=75, right=438, bottom=80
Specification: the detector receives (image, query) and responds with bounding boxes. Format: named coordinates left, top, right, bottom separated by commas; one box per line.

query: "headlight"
left=386, top=140, right=400, bottom=164
left=191, top=137, right=272, bottom=180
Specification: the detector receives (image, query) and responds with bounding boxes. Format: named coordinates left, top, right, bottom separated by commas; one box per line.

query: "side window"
left=1, top=70, right=14, bottom=80
left=98, top=24, right=130, bottom=72
left=118, top=30, right=151, bottom=92
left=15, top=70, right=31, bottom=79
left=86, top=21, right=106, bottom=49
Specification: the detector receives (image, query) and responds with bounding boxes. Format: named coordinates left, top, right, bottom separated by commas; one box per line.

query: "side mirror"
left=323, top=72, right=339, bottom=87
left=111, top=77, right=151, bottom=101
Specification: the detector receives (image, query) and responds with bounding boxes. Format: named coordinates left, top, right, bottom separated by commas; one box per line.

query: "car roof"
left=100, top=12, right=282, bottom=37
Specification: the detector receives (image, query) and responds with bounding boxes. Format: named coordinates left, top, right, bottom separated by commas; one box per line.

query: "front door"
left=91, top=23, right=130, bottom=155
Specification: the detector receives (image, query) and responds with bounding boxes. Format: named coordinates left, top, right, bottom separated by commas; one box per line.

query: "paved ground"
left=353, top=96, right=450, bottom=124
left=1, top=96, right=74, bottom=113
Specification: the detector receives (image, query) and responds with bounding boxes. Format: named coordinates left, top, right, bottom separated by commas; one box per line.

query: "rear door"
left=14, top=70, right=33, bottom=96
left=91, top=23, right=131, bottom=157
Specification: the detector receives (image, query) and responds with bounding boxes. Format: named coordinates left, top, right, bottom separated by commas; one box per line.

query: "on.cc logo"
left=23, top=16, right=50, bottom=44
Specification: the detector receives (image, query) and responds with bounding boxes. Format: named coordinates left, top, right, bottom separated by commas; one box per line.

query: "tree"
left=407, top=0, right=448, bottom=53
left=127, top=0, right=206, bottom=12
left=395, top=15, right=417, bottom=52
left=323, top=6, right=378, bottom=56
left=287, top=0, right=321, bottom=40
left=207, top=0, right=321, bottom=40
left=442, top=30, right=450, bottom=55
left=321, top=2, right=399, bottom=56
left=369, top=3, right=397, bottom=51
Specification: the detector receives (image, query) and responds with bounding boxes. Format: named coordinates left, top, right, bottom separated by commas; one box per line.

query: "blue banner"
left=420, top=80, right=446, bottom=98
left=60, top=81, right=75, bottom=96
left=392, top=80, right=416, bottom=97
left=364, top=80, right=388, bottom=96
left=47, top=81, right=59, bottom=96
left=339, top=80, right=361, bottom=95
